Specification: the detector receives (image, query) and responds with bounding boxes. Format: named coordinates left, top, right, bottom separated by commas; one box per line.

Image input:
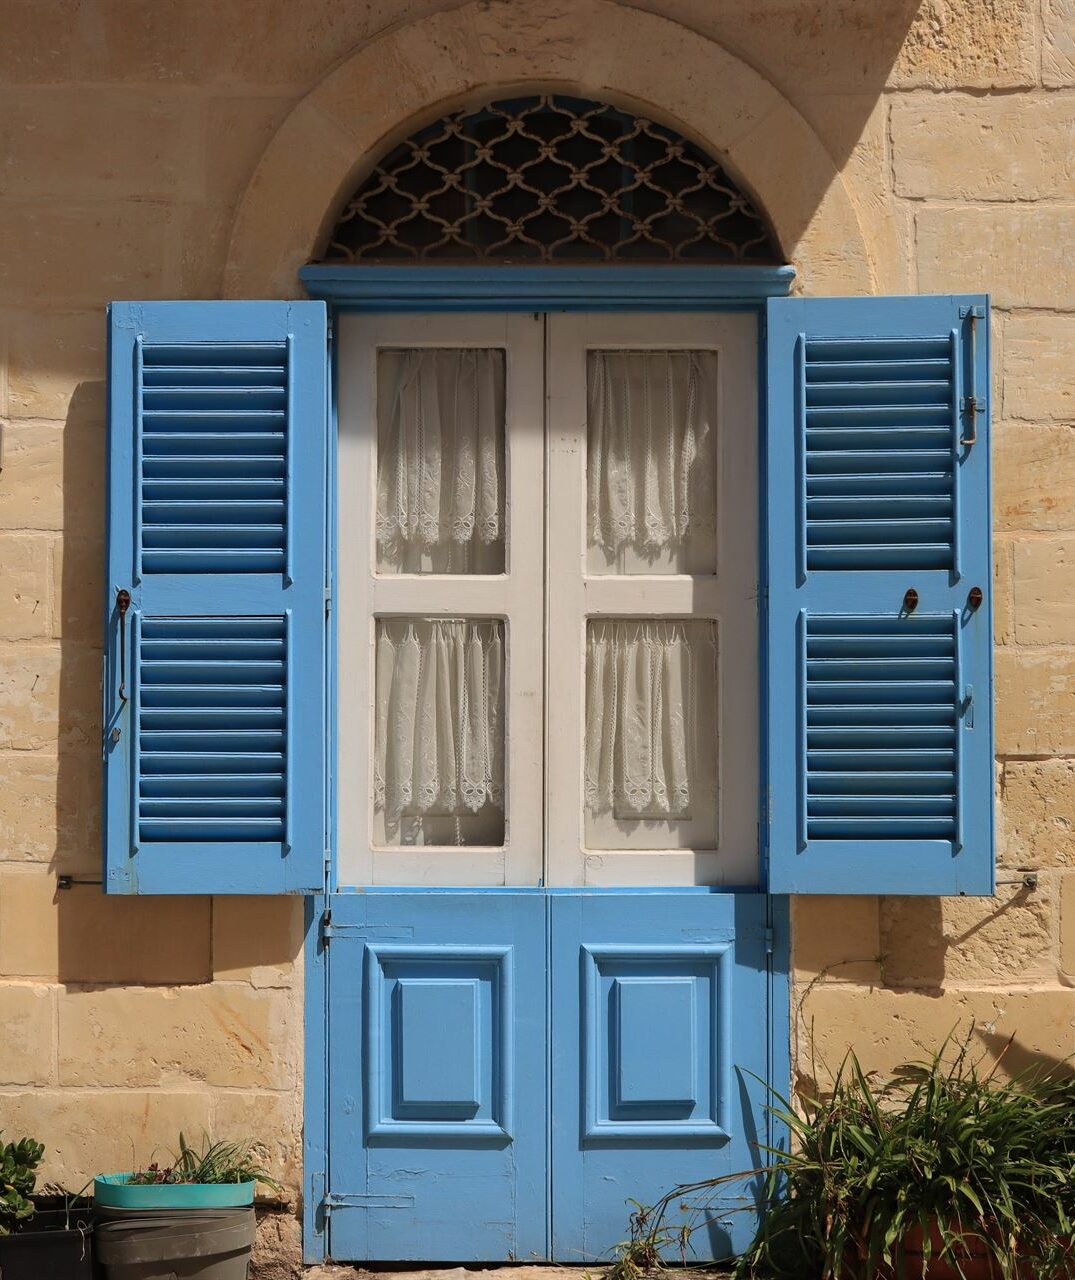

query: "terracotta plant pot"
left=899, top=1223, right=1000, bottom=1280
left=847, top=1222, right=1075, bottom=1279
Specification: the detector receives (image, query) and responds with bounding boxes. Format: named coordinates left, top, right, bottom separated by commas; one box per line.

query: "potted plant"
left=606, top=1034, right=1075, bottom=1280
left=0, top=1133, right=94, bottom=1280
left=94, top=1134, right=281, bottom=1280
left=738, top=1038, right=1075, bottom=1279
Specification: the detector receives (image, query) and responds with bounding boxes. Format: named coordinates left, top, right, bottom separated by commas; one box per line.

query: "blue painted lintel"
left=299, top=264, right=795, bottom=311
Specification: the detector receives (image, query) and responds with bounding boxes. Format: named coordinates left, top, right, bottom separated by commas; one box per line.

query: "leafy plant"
left=0, top=1135, right=44, bottom=1235
left=605, top=1032, right=1075, bottom=1280
left=125, top=1134, right=281, bottom=1193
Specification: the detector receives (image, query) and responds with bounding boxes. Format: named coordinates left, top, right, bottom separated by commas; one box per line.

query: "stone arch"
left=223, top=1, right=875, bottom=298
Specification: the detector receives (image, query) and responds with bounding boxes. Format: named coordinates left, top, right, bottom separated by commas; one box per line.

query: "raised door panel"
left=327, top=892, right=546, bottom=1262
left=550, top=892, right=769, bottom=1263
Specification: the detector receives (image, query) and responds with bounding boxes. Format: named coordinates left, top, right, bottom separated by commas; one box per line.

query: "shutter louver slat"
left=139, top=341, right=288, bottom=576
left=803, top=333, right=957, bottom=574
left=804, top=615, right=957, bottom=842
left=136, top=616, right=287, bottom=843
left=768, top=295, right=993, bottom=895
left=106, top=301, right=326, bottom=894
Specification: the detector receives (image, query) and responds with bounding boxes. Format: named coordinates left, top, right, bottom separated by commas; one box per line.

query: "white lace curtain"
left=587, top=349, right=718, bottom=555
left=376, top=348, right=505, bottom=573
left=585, top=620, right=715, bottom=819
left=374, top=619, right=505, bottom=829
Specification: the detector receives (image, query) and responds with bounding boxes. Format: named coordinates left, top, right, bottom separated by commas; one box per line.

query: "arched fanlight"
left=320, top=94, right=783, bottom=265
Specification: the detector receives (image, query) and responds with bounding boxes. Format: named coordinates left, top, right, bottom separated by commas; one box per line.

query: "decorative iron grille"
left=321, top=95, right=782, bottom=265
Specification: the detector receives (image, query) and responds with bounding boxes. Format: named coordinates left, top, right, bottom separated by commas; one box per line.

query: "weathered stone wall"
left=790, top=0, right=1075, bottom=1090
left=0, top=0, right=1073, bottom=1264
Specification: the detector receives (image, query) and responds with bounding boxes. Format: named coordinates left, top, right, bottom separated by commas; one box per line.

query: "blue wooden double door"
left=326, top=891, right=772, bottom=1263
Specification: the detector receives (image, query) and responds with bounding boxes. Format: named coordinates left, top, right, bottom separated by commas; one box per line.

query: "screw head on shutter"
left=902, top=587, right=919, bottom=614
left=967, top=586, right=983, bottom=611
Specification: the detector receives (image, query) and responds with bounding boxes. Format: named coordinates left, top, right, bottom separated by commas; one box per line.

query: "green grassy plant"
left=126, top=1133, right=282, bottom=1193
left=606, top=1033, right=1075, bottom=1280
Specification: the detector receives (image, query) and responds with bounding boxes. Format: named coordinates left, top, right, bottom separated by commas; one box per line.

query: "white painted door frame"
left=336, top=310, right=759, bottom=889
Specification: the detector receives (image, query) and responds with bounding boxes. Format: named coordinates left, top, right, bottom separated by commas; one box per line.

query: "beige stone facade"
left=2, top=0, right=1075, bottom=1269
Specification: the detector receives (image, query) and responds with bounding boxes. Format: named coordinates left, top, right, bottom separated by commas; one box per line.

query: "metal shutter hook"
left=116, top=589, right=131, bottom=703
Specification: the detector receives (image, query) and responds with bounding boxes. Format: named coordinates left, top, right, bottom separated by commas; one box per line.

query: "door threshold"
left=306, top=1268, right=735, bottom=1279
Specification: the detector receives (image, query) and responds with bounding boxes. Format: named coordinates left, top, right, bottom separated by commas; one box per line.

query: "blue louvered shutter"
left=104, top=302, right=328, bottom=893
left=766, top=295, right=993, bottom=895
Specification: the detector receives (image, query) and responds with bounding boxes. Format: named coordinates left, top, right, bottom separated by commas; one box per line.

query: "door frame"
left=299, top=263, right=795, bottom=1265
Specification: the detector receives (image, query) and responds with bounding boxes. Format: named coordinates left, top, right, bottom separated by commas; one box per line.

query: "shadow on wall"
left=38, top=0, right=950, bottom=991
left=228, top=0, right=942, bottom=297
left=53, top=379, right=304, bottom=987
left=975, top=1029, right=1075, bottom=1082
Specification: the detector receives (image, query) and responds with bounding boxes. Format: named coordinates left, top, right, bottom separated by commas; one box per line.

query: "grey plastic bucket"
left=93, top=1206, right=255, bottom=1280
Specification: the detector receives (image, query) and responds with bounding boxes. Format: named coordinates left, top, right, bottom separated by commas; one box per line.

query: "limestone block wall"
left=0, top=0, right=1072, bottom=1216
left=793, top=0, right=1075, bottom=1087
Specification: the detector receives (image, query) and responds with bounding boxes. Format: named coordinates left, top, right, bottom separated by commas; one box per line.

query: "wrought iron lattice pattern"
left=322, top=95, right=782, bottom=265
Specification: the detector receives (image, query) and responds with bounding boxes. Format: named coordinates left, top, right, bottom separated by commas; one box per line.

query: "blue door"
left=326, top=891, right=772, bottom=1263
left=551, top=892, right=770, bottom=1263
left=326, top=892, right=548, bottom=1261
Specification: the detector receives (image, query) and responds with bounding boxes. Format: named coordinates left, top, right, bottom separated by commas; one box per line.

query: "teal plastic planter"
left=94, top=1175, right=255, bottom=1209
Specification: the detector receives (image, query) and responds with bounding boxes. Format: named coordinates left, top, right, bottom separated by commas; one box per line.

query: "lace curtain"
left=585, top=620, right=715, bottom=820
left=374, top=619, right=505, bottom=833
left=587, top=349, right=718, bottom=556
left=376, top=348, right=505, bottom=573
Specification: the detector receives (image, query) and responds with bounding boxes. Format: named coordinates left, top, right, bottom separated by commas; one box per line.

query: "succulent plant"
left=0, top=1134, right=44, bottom=1236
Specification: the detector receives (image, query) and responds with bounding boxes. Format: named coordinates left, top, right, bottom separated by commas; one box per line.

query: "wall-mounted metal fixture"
left=996, top=873, right=1039, bottom=891
left=959, top=304, right=985, bottom=448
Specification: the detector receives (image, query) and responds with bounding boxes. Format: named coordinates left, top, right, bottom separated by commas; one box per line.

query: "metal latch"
left=322, top=1193, right=414, bottom=1216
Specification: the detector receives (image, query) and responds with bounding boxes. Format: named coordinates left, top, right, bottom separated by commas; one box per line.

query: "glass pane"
left=587, top=350, right=718, bottom=575
left=376, top=348, right=506, bottom=574
left=374, top=617, right=505, bottom=848
left=584, top=618, right=718, bottom=850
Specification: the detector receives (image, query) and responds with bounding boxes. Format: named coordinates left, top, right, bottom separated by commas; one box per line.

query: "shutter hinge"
left=959, top=305, right=986, bottom=447
left=320, top=907, right=335, bottom=943
left=764, top=925, right=774, bottom=956
left=324, top=585, right=332, bottom=616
